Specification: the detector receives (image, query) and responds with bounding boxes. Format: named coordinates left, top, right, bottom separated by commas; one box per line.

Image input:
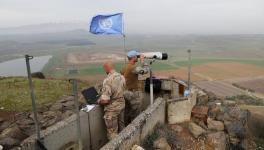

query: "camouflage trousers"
left=104, top=109, right=125, bottom=140
left=124, top=90, right=144, bottom=125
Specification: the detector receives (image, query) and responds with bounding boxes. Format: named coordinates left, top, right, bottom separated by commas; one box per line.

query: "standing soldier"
left=121, top=50, right=148, bottom=124
left=97, top=61, right=126, bottom=140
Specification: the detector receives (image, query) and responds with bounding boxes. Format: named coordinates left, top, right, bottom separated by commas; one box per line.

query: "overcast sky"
left=0, top=0, right=264, bottom=34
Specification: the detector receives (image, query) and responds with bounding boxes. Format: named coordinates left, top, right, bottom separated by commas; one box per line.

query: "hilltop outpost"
left=1, top=34, right=264, bottom=149
left=0, top=76, right=258, bottom=150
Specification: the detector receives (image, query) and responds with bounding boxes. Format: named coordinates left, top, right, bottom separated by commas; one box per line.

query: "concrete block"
left=168, top=90, right=197, bottom=124
left=171, top=81, right=180, bottom=98
left=88, top=106, right=108, bottom=150
left=21, top=106, right=107, bottom=150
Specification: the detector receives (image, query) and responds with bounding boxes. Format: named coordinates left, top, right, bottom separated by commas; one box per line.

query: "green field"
left=42, top=53, right=264, bottom=78
left=0, top=77, right=88, bottom=112
left=173, top=58, right=264, bottom=67
left=42, top=52, right=180, bottom=77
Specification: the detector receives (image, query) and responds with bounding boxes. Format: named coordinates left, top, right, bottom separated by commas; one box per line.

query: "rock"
left=225, top=120, right=246, bottom=139
left=37, top=104, right=49, bottom=113
left=0, top=118, right=4, bottom=123
left=0, top=121, right=12, bottom=133
left=207, top=118, right=224, bottom=131
left=207, top=92, right=219, bottom=102
left=57, top=98, right=68, bottom=103
left=191, top=106, right=208, bottom=122
left=62, top=101, right=75, bottom=109
left=0, top=124, right=27, bottom=140
left=153, top=138, right=171, bottom=150
left=208, top=105, right=221, bottom=119
left=170, top=124, right=183, bottom=133
left=0, top=137, right=20, bottom=149
left=10, top=146, right=21, bottom=150
left=64, top=96, right=74, bottom=101
left=16, top=117, right=35, bottom=136
left=61, top=110, right=74, bottom=119
left=196, top=90, right=208, bottom=105
left=57, top=96, right=74, bottom=103
left=50, top=103, right=63, bottom=111
left=29, top=113, right=44, bottom=122
left=131, top=145, right=145, bottom=150
left=41, top=111, right=62, bottom=128
left=229, top=136, right=240, bottom=146
left=16, top=118, right=34, bottom=126
left=17, top=124, right=35, bottom=137
left=188, top=122, right=206, bottom=138
left=207, top=131, right=227, bottom=150
left=192, top=118, right=207, bottom=130
left=220, top=112, right=233, bottom=122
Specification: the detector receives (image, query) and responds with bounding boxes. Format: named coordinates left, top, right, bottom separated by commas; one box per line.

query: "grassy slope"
left=0, top=77, right=87, bottom=112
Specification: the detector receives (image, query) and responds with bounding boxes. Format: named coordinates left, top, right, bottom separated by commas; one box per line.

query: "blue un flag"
left=90, top=13, right=123, bottom=35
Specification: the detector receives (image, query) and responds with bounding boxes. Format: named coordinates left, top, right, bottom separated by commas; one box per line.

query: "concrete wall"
left=167, top=89, right=197, bottom=124
left=21, top=106, right=108, bottom=150
left=21, top=79, right=188, bottom=150
left=100, top=98, right=166, bottom=150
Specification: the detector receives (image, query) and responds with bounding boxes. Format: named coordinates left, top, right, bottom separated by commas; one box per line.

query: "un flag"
left=90, top=13, right=123, bottom=35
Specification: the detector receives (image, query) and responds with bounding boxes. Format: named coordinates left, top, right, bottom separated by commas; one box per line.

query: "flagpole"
left=123, top=34, right=126, bottom=63
left=122, top=14, right=126, bottom=64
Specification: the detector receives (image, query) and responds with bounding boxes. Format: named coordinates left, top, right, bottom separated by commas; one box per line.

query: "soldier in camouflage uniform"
left=121, top=50, right=148, bottom=125
left=98, top=61, right=126, bottom=140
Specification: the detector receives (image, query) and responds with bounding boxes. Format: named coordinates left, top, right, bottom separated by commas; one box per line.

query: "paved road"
left=194, top=80, right=245, bottom=97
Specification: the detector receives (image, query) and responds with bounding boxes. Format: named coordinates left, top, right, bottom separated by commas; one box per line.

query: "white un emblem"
left=99, top=18, right=113, bottom=29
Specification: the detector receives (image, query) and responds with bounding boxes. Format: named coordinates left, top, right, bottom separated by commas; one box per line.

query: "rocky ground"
left=141, top=90, right=259, bottom=150
left=0, top=95, right=82, bottom=150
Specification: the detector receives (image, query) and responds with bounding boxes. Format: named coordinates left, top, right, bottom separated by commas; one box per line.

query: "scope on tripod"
left=140, top=52, right=168, bottom=60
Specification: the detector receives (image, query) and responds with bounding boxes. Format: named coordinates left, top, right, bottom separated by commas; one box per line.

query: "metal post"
left=150, top=67, right=154, bottom=105
left=70, top=79, right=83, bottom=150
left=123, top=34, right=126, bottom=63
left=149, top=60, right=155, bottom=105
left=187, top=49, right=192, bottom=90
left=25, top=55, right=41, bottom=140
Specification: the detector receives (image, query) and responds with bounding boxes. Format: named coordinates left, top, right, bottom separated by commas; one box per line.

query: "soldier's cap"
left=127, top=50, right=140, bottom=58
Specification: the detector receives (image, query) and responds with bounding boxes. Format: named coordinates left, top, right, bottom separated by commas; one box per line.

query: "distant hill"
left=0, top=24, right=264, bottom=63
left=0, top=22, right=88, bottom=35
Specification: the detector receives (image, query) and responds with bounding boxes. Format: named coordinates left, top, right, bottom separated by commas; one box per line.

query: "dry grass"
left=0, top=77, right=87, bottom=112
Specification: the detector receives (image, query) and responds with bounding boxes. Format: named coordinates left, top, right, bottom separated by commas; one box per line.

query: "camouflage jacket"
left=121, top=62, right=149, bottom=90
left=101, top=70, right=126, bottom=112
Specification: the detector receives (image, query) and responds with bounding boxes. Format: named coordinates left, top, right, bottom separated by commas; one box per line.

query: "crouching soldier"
left=121, top=50, right=148, bottom=125
left=97, top=61, right=126, bottom=140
